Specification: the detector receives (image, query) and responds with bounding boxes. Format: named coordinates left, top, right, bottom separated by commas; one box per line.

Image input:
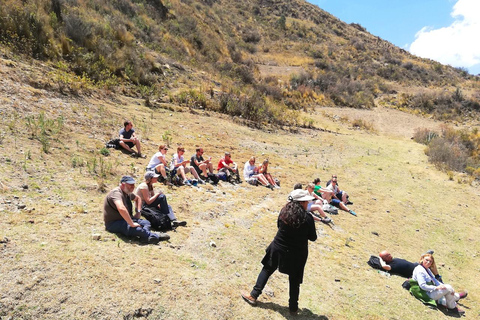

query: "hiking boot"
left=349, top=210, right=357, bottom=216
left=147, top=236, right=160, bottom=245
left=289, top=308, right=299, bottom=316
left=458, top=290, right=468, bottom=299
left=157, top=232, right=170, bottom=241
left=172, top=220, right=187, bottom=228
left=241, top=292, right=257, bottom=306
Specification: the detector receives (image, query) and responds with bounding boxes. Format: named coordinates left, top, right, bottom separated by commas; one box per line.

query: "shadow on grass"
left=113, top=233, right=170, bottom=246
left=436, top=303, right=469, bottom=318
left=256, top=301, right=328, bottom=319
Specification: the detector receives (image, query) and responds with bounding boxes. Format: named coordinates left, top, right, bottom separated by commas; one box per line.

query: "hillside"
left=1, top=0, right=480, bottom=319
left=1, top=0, right=480, bottom=125
left=1, top=51, right=480, bottom=319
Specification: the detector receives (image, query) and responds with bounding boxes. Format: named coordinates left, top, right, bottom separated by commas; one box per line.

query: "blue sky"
left=308, top=0, right=480, bottom=75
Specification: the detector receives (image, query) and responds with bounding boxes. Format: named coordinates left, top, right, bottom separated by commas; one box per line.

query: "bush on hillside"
left=414, top=125, right=480, bottom=176
left=413, top=128, right=438, bottom=145
left=426, top=137, right=468, bottom=172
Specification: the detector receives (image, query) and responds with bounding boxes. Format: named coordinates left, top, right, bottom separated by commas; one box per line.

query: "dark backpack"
left=208, top=173, right=219, bottom=185
left=140, top=206, right=172, bottom=231
left=106, top=138, right=121, bottom=149
left=367, top=255, right=383, bottom=270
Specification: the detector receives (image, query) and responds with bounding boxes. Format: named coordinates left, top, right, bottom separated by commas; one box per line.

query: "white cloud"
left=409, top=0, right=480, bottom=74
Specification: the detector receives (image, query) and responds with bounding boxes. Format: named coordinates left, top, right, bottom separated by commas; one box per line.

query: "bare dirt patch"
left=318, top=106, right=444, bottom=138
left=257, top=65, right=304, bottom=78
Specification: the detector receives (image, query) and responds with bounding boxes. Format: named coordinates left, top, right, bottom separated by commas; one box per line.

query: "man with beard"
left=103, top=175, right=169, bottom=244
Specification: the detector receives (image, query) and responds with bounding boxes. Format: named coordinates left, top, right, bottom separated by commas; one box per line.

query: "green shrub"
left=100, top=148, right=110, bottom=156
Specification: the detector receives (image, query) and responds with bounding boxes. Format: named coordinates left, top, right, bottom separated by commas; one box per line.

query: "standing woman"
left=242, top=189, right=317, bottom=314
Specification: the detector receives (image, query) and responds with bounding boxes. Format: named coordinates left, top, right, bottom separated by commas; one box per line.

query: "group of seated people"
left=293, top=176, right=357, bottom=222
left=243, top=157, right=280, bottom=190
left=118, top=120, right=280, bottom=188
left=376, top=250, right=468, bottom=315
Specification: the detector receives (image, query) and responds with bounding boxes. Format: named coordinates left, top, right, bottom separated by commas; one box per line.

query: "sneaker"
left=241, top=292, right=257, bottom=306
left=183, top=180, right=192, bottom=186
left=138, top=153, right=147, bottom=159
left=172, top=220, right=187, bottom=228
left=197, top=179, right=205, bottom=184
left=321, top=217, right=332, bottom=224
left=346, top=200, right=354, bottom=205
left=130, top=152, right=138, bottom=158
left=349, top=210, right=357, bottom=216
left=451, top=306, right=465, bottom=315
left=458, top=290, right=468, bottom=299
left=266, top=184, right=275, bottom=190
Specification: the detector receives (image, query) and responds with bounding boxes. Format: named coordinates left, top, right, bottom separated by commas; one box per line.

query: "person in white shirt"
left=412, top=253, right=467, bottom=314
left=146, top=144, right=169, bottom=183
left=171, top=146, right=202, bottom=186
left=243, top=156, right=272, bottom=189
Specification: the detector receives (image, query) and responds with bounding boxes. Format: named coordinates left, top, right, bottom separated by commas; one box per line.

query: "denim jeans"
left=105, top=218, right=158, bottom=241
left=147, top=194, right=176, bottom=221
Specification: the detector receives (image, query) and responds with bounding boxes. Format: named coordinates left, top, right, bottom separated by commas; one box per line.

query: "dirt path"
left=319, top=105, right=444, bottom=138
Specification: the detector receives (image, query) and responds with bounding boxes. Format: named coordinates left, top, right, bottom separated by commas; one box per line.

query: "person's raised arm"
left=379, top=257, right=391, bottom=271
left=138, top=187, right=160, bottom=205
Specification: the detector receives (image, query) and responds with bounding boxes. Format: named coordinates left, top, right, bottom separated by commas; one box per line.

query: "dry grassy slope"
left=1, top=58, right=480, bottom=320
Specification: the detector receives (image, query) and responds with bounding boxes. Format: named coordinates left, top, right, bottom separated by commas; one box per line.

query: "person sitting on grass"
left=146, top=144, right=170, bottom=184
left=313, top=178, right=357, bottom=216
left=190, top=147, right=214, bottom=181
left=171, top=146, right=203, bottom=186
left=217, top=151, right=240, bottom=184
left=103, top=175, right=169, bottom=244
left=258, top=159, right=280, bottom=188
left=119, top=120, right=145, bottom=158
left=135, top=171, right=186, bottom=228
left=305, top=183, right=331, bottom=224
left=410, top=253, right=467, bottom=315
left=326, top=175, right=352, bottom=205
left=243, top=156, right=273, bottom=189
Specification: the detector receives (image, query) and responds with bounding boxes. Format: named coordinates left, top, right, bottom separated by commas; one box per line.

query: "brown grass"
left=1, top=55, right=480, bottom=320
